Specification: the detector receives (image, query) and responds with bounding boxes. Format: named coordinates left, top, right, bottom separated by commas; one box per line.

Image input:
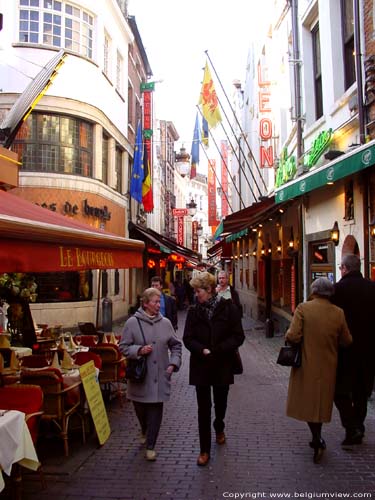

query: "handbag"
left=125, top=318, right=147, bottom=383
left=276, top=341, right=302, bottom=368
left=232, top=349, right=243, bottom=375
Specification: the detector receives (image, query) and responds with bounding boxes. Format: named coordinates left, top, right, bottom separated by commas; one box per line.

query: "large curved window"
left=13, top=113, right=93, bottom=177
left=19, top=0, right=93, bottom=59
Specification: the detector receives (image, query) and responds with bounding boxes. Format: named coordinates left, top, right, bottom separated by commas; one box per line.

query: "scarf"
left=198, top=294, right=221, bottom=320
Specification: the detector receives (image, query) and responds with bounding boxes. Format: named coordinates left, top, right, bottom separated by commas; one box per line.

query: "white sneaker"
left=139, top=433, right=146, bottom=445
left=145, top=449, right=156, bottom=461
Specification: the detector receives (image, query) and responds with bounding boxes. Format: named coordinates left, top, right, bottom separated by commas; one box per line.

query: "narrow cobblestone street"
left=18, top=310, right=375, bottom=500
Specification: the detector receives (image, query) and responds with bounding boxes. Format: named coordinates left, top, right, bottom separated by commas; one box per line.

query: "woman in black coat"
left=183, top=272, right=244, bottom=466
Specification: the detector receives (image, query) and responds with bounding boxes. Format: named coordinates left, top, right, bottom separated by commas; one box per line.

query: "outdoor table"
left=0, top=409, right=40, bottom=492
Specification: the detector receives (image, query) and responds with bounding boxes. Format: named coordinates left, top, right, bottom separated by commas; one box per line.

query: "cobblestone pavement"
left=13, top=310, right=375, bottom=500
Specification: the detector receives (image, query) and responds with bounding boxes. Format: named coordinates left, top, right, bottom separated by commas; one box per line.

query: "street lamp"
left=197, top=224, right=203, bottom=236
left=187, top=198, right=197, bottom=217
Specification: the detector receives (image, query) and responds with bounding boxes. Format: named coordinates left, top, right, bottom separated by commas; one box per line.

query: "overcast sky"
left=128, top=0, right=267, bottom=152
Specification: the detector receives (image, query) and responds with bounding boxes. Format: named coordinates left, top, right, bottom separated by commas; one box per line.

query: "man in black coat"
left=332, top=253, right=375, bottom=445
left=150, top=276, right=178, bottom=330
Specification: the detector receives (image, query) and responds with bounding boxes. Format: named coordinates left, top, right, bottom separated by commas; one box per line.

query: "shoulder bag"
left=232, top=349, right=243, bottom=375
left=125, top=318, right=148, bottom=383
left=276, top=341, right=302, bottom=368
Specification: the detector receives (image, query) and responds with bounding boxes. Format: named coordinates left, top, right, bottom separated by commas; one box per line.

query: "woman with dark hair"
left=183, top=272, right=244, bottom=466
left=285, top=277, right=352, bottom=464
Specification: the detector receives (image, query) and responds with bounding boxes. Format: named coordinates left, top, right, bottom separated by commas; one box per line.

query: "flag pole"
left=205, top=50, right=268, bottom=193
left=197, top=106, right=246, bottom=209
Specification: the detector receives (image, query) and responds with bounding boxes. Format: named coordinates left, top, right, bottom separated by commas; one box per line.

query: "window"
left=114, top=269, right=120, bottom=295
left=128, top=83, right=134, bottom=126
left=116, top=50, right=123, bottom=94
left=103, top=31, right=110, bottom=76
left=312, top=23, right=323, bottom=119
left=341, top=0, right=355, bottom=89
left=19, top=1, right=93, bottom=58
left=102, top=134, right=109, bottom=185
left=13, top=113, right=93, bottom=176
left=115, top=146, right=123, bottom=193
left=34, top=270, right=92, bottom=302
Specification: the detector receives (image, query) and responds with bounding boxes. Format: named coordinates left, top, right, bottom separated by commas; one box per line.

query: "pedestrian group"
left=119, top=255, right=375, bottom=466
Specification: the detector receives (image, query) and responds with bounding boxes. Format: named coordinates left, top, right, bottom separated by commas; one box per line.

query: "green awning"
left=275, top=140, right=375, bottom=203
left=213, top=220, right=224, bottom=240
left=225, top=228, right=248, bottom=243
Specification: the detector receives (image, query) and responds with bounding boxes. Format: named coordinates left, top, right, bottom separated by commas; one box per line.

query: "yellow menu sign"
left=79, top=361, right=111, bottom=445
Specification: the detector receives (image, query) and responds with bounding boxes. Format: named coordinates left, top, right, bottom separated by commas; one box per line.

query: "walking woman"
left=119, top=287, right=182, bottom=461
left=285, top=277, right=352, bottom=463
left=183, top=272, right=244, bottom=466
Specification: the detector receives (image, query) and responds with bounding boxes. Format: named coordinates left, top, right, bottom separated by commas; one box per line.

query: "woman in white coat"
left=119, top=287, right=182, bottom=461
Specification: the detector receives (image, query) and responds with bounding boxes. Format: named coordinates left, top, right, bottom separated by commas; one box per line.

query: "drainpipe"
left=354, top=0, right=366, bottom=144
left=290, top=0, right=303, bottom=170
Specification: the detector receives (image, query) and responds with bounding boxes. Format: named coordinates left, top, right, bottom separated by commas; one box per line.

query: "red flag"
left=142, top=143, right=153, bottom=212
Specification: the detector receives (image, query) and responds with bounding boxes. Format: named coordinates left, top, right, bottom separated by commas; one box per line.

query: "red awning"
left=0, top=190, right=144, bottom=272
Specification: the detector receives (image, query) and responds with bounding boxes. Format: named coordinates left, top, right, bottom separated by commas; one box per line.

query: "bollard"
left=265, top=318, right=274, bottom=338
left=102, top=296, right=113, bottom=332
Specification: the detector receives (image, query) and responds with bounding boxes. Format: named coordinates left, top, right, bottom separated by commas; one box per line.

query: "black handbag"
left=276, top=341, right=302, bottom=367
left=232, top=349, right=243, bottom=375
left=125, top=318, right=147, bottom=383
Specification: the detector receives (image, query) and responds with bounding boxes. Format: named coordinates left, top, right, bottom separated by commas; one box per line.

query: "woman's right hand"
left=139, top=344, right=153, bottom=356
left=202, top=348, right=211, bottom=356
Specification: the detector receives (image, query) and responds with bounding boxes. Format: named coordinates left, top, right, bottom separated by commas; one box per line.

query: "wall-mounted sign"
left=275, top=148, right=297, bottom=188
left=304, top=128, right=333, bottom=169
left=172, top=208, right=188, bottom=217
left=258, top=63, right=274, bottom=168
left=37, top=199, right=112, bottom=221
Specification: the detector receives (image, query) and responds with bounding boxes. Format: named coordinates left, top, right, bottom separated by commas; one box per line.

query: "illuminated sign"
left=304, top=129, right=333, bottom=168
left=258, top=63, right=274, bottom=168
left=275, top=148, right=297, bottom=188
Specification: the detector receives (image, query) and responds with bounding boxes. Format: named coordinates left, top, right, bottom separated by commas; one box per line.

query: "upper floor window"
left=12, top=113, right=93, bottom=177
left=19, top=0, right=94, bottom=59
left=116, top=50, right=123, bottom=94
left=312, top=23, right=323, bottom=120
left=103, top=31, right=110, bottom=76
left=341, top=0, right=355, bottom=89
left=115, top=146, right=123, bottom=193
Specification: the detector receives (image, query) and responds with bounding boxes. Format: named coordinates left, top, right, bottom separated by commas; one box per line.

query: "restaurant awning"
left=214, top=197, right=276, bottom=239
left=0, top=190, right=144, bottom=272
left=275, top=140, right=375, bottom=203
left=129, top=222, right=201, bottom=264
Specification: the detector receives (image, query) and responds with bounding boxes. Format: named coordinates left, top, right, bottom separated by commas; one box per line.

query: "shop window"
left=312, top=23, right=323, bottom=120
left=114, top=269, right=120, bottom=295
left=344, top=181, right=354, bottom=221
left=19, top=0, right=93, bottom=58
left=101, top=270, right=108, bottom=298
left=34, top=271, right=92, bottom=302
left=13, top=113, right=93, bottom=177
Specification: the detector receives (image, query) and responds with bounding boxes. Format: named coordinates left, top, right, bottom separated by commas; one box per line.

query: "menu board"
left=79, top=361, right=110, bottom=445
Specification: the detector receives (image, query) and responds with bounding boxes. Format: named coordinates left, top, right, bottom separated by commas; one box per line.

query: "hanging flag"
left=142, top=142, right=154, bottom=212
left=129, top=122, right=143, bottom=203
left=190, top=113, right=199, bottom=179
left=199, top=62, right=222, bottom=128
left=201, top=116, right=209, bottom=147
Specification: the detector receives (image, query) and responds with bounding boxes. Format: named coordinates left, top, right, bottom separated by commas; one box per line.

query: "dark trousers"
left=133, top=401, right=163, bottom=450
left=195, top=385, right=229, bottom=454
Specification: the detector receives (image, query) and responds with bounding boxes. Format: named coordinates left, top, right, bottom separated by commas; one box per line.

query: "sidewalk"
left=17, top=310, right=375, bottom=500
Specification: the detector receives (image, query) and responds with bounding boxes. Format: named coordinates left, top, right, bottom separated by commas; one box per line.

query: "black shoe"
left=312, top=438, right=326, bottom=464
left=342, top=430, right=363, bottom=446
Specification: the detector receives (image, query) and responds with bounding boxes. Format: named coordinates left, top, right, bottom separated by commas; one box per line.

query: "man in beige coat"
left=285, top=277, right=352, bottom=464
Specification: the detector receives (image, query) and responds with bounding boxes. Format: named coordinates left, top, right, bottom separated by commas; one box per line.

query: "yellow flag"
left=199, top=62, right=222, bottom=128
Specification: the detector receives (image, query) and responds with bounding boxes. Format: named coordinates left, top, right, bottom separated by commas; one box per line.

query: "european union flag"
left=129, top=122, right=143, bottom=203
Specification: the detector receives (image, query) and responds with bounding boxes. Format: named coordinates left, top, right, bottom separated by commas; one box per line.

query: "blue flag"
left=202, top=117, right=209, bottom=147
left=130, top=122, right=143, bottom=203
left=190, top=113, right=199, bottom=179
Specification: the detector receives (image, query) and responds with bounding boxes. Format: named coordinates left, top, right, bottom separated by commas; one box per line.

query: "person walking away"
left=216, top=270, right=243, bottom=316
left=285, top=277, right=352, bottom=464
left=332, top=253, right=375, bottom=445
left=150, top=276, right=178, bottom=330
left=119, top=287, right=182, bottom=461
left=183, top=272, right=245, bottom=466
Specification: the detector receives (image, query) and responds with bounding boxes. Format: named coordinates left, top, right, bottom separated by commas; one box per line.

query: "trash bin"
left=102, top=296, right=113, bottom=332
left=265, top=318, right=274, bottom=338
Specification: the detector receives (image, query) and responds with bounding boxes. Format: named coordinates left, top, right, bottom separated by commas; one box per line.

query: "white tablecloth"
left=0, top=409, right=40, bottom=492
left=10, top=347, right=32, bottom=358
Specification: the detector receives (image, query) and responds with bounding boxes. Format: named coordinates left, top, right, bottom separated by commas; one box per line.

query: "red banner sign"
left=192, top=221, right=198, bottom=252
left=208, top=160, right=218, bottom=227
left=220, top=141, right=229, bottom=217
left=177, top=217, right=184, bottom=246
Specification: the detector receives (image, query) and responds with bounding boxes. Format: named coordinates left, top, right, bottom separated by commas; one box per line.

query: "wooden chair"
left=0, top=384, right=46, bottom=489
left=20, top=354, right=49, bottom=368
left=73, top=351, right=102, bottom=370
left=77, top=322, right=105, bottom=341
left=90, top=344, right=126, bottom=405
left=20, top=367, right=85, bottom=457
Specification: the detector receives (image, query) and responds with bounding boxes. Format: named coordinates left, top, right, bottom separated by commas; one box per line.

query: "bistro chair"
left=73, top=350, right=102, bottom=370
left=77, top=322, right=105, bottom=341
left=0, top=383, right=46, bottom=489
left=89, top=343, right=126, bottom=406
left=20, top=367, right=85, bottom=457
left=20, top=354, right=49, bottom=368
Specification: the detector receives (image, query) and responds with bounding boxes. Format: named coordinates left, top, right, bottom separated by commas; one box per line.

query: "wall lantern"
left=252, top=247, right=257, bottom=257
left=268, top=243, right=272, bottom=255
left=330, top=221, right=340, bottom=246
left=261, top=245, right=265, bottom=256
left=369, top=218, right=375, bottom=238
left=277, top=240, right=282, bottom=254
left=245, top=252, right=249, bottom=258
left=197, top=224, right=203, bottom=236
left=186, top=198, right=197, bottom=216
left=288, top=228, right=294, bottom=249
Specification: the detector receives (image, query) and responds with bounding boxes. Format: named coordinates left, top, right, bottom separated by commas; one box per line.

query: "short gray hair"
left=341, top=254, right=360, bottom=272
left=141, top=287, right=161, bottom=304
left=310, top=277, right=334, bottom=298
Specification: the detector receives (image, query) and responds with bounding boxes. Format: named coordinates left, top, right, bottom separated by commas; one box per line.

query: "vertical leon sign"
left=79, top=360, right=111, bottom=445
